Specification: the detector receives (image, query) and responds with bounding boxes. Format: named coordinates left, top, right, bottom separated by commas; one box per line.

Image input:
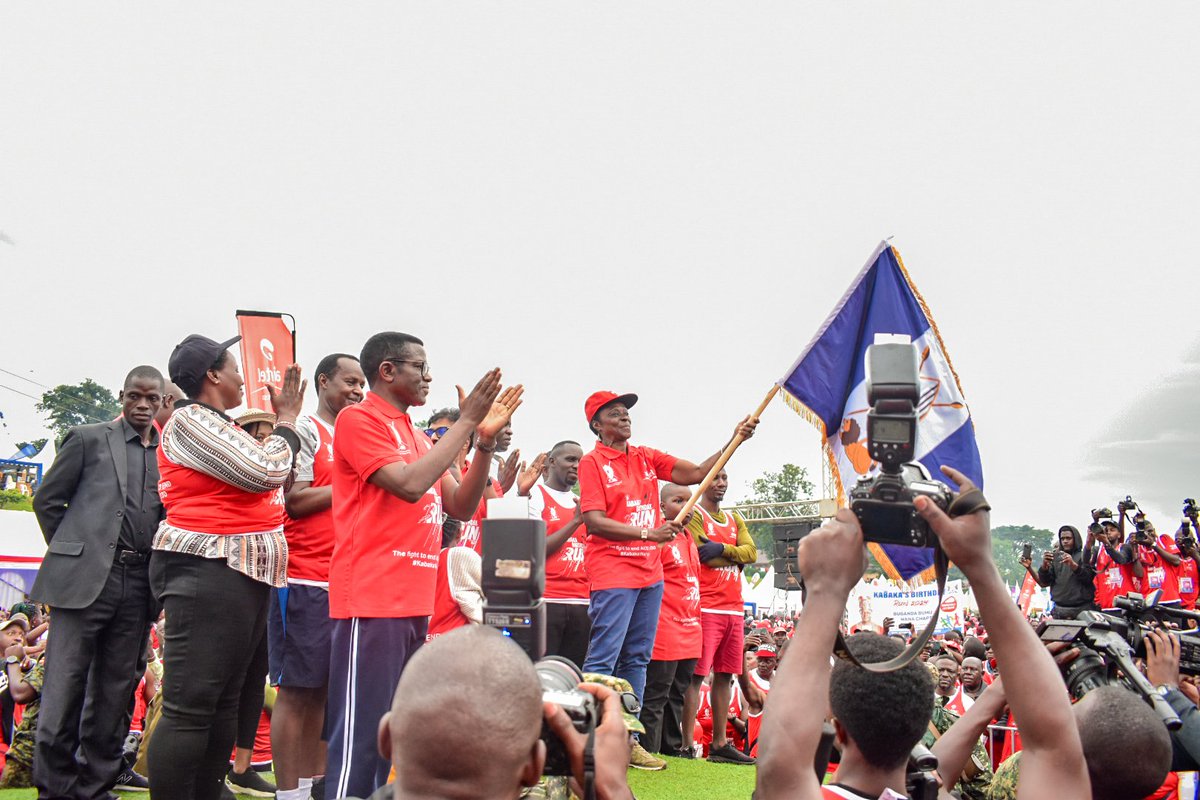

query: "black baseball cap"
left=169, top=334, right=241, bottom=397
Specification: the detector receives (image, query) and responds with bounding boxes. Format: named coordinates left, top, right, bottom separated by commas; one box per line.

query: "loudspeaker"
left=772, top=520, right=817, bottom=592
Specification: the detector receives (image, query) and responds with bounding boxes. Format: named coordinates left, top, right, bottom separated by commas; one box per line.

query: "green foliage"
left=747, top=463, right=815, bottom=504
left=0, top=490, right=33, bottom=512
left=990, top=524, right=1055, bottom=586
left=35, top=379, right=120, bottom=443
left=740, top=463, right=815, bottom=556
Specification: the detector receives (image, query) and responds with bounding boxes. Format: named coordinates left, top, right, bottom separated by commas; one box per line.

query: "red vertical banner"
left=235, top=311, right=296, bottom=412
left=1017, top=572, right=1038, bottom=616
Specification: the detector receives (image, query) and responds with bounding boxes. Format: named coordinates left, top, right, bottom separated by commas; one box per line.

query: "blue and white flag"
left=779, top=241, right=982, bottom=582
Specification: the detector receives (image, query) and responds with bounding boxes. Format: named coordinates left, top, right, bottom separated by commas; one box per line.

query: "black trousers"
left=641, top=657, right=698, bottom=755
left=34, top=558, right=156, bottom=800
left=148, top=552, right=270, bottom=800
left=236, top=632, right=269, bottom=753
left=545, top=602, right=591, bottom=668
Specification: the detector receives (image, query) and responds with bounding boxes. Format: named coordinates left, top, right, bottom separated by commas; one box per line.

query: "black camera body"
left=848, top=342, right=952, bottom=547
left=1184, top=498, right=1198, bottom=520
left=535, top=657, right=599, bottom=776
left=481, top=518, right=599, bottom=776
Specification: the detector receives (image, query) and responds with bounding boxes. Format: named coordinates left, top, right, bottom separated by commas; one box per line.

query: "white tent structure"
left=0, top=509, right=47, bottom=609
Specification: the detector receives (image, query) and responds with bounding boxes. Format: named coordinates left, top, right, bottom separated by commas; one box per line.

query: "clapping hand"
left=516, top=452, right=547, bottom=496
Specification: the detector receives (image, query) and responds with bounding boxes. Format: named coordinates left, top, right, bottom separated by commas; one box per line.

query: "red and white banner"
left=236, top=311, right=296, bottom=412
left=1017, top=572, right=1038, bottom=616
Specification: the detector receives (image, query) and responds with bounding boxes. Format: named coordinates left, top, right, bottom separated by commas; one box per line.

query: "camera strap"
left=831, top=487, right=990, bottom=673
left=582, top=727, right=597, bottom=800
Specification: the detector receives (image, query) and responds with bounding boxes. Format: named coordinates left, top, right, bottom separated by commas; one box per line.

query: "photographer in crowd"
left=1020, top=525, right=1097, bottom=619
left=1089, top=514, right=1140, bottom=610
left=755, top=466, right=1089, bottom=800
left=365, top=626, right=634, bottom=800
left=1127, top=516, right=1184, bottom=606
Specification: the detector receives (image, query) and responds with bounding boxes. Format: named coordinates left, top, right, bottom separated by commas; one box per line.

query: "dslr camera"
left=849, top=342, right=952, bottom=547
left=1184, top=498, right=1198, bottom=520
left=480, top=517, right=622, bottom=776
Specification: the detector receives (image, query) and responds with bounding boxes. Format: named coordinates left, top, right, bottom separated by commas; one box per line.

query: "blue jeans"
left=582, top=582, right=664, bottom=704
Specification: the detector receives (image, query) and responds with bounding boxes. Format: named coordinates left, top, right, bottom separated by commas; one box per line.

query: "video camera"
left=1185, top=498, right=1199, bottom=520
left=848, top=342, right=952, bottom=547
left=1036, top=591, right=1200, bottom=731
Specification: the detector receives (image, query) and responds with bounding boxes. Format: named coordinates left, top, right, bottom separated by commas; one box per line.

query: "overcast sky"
left=2, top=3, right=1197, bottom=535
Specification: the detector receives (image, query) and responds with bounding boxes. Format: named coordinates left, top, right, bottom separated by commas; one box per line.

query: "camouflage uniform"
left=985, top=751, right=1020, bottom=800
left=922, top=701, right=993, bottom=800
left=0, top=661, right=43, bottom=789
left=521, top=674, right=643, bottom=800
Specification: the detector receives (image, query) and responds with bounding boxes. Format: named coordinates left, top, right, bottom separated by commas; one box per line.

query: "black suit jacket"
left=30, top=419, right=164, bottom=609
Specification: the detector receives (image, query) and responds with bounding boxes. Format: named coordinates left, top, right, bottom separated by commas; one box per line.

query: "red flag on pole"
left=1017, top=572, right=1038, bottom=617
left=235, top=311, right=296, bottom=412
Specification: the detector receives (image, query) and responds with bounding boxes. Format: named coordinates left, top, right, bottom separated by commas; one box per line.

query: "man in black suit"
left=31, top=365, right=166, bottom=800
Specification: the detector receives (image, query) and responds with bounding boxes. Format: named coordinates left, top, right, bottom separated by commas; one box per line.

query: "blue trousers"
left=325, top=617, right=427, bottom=800
left=582, top=582, right=664, bottom=704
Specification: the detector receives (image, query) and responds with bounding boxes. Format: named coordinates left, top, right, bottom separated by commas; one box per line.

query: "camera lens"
left=535, top=656, right=584, bottom=693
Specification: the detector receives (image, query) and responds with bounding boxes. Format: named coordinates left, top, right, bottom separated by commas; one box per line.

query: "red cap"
left=584, top=391, right=638, bottom=426
left=755, top=643, right=778, bottom=659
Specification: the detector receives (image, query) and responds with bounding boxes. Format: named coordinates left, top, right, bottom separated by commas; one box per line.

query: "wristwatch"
left=4, top=656, right=18, bottom=665
left=1154, top=683, right=1177, bottom=698
left=640, top=528, right=649, bottom=541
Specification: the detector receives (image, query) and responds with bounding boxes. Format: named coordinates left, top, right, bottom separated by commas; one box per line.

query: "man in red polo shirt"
left=271, top=352, right=366, bottom=800
left=325, top=332, right=523, bottom=800
left=577, top=391, right=756, bottom=763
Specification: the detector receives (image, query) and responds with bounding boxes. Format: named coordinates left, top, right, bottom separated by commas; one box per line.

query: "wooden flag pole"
left=673, top=384, right=781, bottom=525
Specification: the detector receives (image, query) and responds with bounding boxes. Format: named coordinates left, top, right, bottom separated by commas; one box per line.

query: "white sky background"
left=1, top=3, right=1198, bottom=534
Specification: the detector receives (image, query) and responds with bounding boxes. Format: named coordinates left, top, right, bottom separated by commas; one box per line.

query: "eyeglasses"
left=424, top=426, right=450, bottom=439
left=384, top=359, right=431, bottom=379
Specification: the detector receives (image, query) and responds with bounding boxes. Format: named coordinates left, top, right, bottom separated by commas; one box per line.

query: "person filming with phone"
left=1019, top=525, right=1097, bottom=619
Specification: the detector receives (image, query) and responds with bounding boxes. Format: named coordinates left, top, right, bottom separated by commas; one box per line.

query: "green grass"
left=0, top=760, right=759, bottom=800
left=627, top=754, right=757, bottom=799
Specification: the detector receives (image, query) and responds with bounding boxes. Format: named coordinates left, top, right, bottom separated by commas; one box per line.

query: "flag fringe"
left=890, top=246, right=972, bottom=424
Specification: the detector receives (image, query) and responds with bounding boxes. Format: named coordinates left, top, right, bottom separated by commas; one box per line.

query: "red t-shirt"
left=578, top=442, right=678, bottom=591
left=330, top=392, right=445, bottom=619
left=696, top=507, right=745, bottom=614
left=746, top=670, right=770, bottom=757
left=284, top=415, right=336, bottom=583
left=1093, top=545, right=1138, bottom=610
left=652, top=530, right=703, bottom=661
left=1179, top=557, right=1198, bottom=610
left=1139, top=535, right=1182, bottom=603
left=536, top=485, right=588, bottom=602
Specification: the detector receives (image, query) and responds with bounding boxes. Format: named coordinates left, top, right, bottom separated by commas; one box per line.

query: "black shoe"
left=311, top=776, right=326, bottom=800
left=670, top=747, right=697, bottom=759
left=114, top=769, right=150, bottom=791
left=227, top=768, right=276, bottom=798
left=707, top=743, right=756, bottom=765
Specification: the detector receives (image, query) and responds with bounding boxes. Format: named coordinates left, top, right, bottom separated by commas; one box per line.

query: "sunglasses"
left=424, top=426, right=450, bottom=438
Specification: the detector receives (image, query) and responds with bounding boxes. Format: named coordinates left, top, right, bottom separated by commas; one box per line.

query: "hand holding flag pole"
left=673, top=384, right=779, bottom=525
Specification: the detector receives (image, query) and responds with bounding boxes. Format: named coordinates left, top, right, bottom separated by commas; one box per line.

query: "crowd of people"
left=7, top=327, right=1200, bottom=800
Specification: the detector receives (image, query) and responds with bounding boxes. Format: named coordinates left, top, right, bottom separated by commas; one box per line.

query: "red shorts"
left=694, top=613, right=744, bottom=676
